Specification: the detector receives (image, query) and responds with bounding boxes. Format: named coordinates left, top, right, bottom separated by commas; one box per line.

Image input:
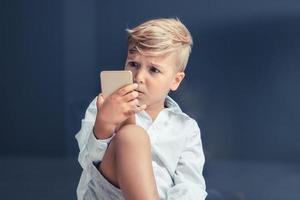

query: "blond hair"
left=126, top=18, right=193, bottom=71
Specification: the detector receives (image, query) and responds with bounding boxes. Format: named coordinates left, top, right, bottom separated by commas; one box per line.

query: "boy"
left=75, top=18, right=207, bottom=200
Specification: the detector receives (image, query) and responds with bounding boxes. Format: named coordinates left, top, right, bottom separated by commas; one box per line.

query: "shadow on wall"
left=174, top=15, right=300, bottom=162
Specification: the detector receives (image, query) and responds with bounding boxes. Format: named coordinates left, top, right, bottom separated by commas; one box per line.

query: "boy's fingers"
left=135, top=104, right=147, bottom=112
left=123, top=115, right=136, bottom=125
left=123, top=91, right=139, bottom=102
left=99, top=95, right=104, bottom=102
left=97, top=94, right=105, bottom=106
left=128, top=98, right=139, bottom=107
left=126, top=115, right=136, bottom=124
left=100, top=93, right=107, bottom=99
left=117, top=83, right=138, bottom=96
left=127, top=100, right=146, bottom=113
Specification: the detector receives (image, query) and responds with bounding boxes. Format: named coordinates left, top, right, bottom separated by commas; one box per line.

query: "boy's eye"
left=150, top=67, right=160, bottom=73
left=128, top=61, right=138, bottom=67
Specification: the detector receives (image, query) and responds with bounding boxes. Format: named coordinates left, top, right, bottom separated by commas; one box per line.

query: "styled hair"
left=126, top=18, right=193, bottom=71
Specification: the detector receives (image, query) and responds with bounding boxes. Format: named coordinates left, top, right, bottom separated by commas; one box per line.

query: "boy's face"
left=124, top=51, right=185, bottom=110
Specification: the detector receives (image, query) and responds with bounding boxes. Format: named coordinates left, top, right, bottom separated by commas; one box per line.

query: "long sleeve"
left=75, top=97, right=114, bottom=169
left=166, top=119, right=207, bottom=200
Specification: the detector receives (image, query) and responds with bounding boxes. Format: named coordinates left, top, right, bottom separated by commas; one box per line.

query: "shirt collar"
left=164, top=95, right=182, bottom=113
left=136, top=95, right=182, bottom=127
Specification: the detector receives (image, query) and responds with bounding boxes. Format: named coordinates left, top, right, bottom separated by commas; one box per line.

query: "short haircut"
left=126, top=18, right=193, bottom=72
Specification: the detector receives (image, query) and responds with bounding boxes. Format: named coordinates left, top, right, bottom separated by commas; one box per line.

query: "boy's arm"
left=75, top=97, right=114, bottom=169
left=166, top=119, right=207, bottom=200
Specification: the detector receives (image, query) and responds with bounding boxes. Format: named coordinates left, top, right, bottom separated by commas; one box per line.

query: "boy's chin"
left=137, top=98, right=150, bottom=108
left=137, top=95, right=146, bottom=101
left=137, top=98, right=146, bottom=106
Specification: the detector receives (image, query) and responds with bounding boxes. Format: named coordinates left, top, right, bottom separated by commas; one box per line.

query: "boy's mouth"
left=135, top=89, right=145, bottom=96
left=134, top=89, right=144, bottom=94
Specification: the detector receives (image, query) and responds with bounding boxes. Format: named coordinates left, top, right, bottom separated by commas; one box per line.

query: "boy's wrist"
left=94, top=115, right=116, bottom=139
left=93, top=126, right=113, bottom=140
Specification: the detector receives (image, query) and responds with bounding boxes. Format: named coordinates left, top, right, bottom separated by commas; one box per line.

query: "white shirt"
left=75, top=95, right=207, bottom=200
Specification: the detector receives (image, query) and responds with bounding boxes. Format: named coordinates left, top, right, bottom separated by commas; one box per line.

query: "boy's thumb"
left=97, top=94, right=105, bottom=107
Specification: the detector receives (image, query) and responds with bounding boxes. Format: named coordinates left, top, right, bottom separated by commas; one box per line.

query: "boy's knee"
left=114, top=124, right=150, bottom=147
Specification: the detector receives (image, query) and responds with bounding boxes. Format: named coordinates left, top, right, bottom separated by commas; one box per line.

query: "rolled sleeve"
left=86, top=128, right=114, bottom=163
left=75, top=97, right=114, bottom=169
left=167, top=120, right=207, bottom=200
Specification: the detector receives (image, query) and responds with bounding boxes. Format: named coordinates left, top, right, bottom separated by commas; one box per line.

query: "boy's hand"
left=94, top=83, right=147, bottom=139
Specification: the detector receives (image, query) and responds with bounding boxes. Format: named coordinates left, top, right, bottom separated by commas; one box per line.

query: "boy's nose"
left=134, top=70, right=145, bottom=84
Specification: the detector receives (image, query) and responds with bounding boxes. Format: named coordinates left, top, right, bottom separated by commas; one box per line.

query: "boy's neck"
left=144, top=99, right=167, bottom=121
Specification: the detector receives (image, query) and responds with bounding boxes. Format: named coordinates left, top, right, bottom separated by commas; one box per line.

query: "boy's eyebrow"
left=127, top=54, right=137, bottom=60
left=127, top=56, right=164, bottom=69
left=127, top=55, right=134, bottom=59
left=150, top=62, right=164, bottom=70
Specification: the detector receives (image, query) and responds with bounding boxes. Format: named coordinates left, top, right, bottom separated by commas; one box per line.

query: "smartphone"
left=100, top=70, right=133, bottom=96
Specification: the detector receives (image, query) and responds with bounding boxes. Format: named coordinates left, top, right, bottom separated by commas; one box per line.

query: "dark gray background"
left=1, top=0, right=300, bottom=199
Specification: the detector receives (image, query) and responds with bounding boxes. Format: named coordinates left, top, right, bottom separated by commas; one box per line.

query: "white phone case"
left=100, top=70, right=133, bottom=96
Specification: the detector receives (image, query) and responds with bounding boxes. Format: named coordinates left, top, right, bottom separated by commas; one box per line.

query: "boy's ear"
left=170, top=72, right=185, bottom=91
